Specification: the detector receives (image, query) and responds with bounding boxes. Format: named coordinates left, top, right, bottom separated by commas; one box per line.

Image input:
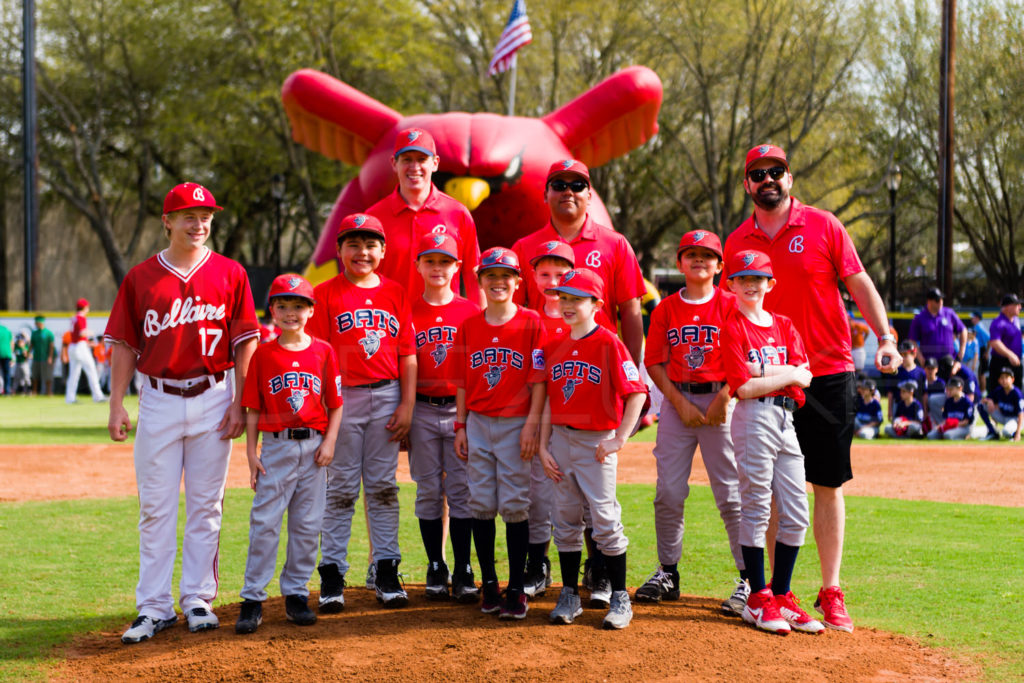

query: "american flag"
left=488, top=0, right=532, bottom=76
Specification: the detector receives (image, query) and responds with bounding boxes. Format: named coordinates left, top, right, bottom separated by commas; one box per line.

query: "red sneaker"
left=741, top=588, right=790, bottom=635
left=775, top=591, right=825, bottom=634
left=815, top=585, right=854, bottom=633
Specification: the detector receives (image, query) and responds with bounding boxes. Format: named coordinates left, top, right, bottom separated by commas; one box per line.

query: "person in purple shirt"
left=987, top=293, right=1022, bottom=391
left=909, top=287, right=967, bottom=373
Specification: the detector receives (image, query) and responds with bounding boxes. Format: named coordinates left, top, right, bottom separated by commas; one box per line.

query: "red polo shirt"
left=722, top=198, right=864, bottom=376
left=512, top=215, right=646, bottom=333
left=365, top=186, right=482, bottom=302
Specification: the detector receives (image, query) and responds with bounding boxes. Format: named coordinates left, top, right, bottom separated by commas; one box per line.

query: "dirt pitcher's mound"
left=55, top=589, right=977, bottom=682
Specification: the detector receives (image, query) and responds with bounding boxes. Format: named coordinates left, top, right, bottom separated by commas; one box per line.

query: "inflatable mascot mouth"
left=281, top=66, right=663, bottom=284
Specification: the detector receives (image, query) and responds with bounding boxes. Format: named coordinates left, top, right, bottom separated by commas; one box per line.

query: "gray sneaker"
left=720, top=578, right=751, bottom=617
left=602, top=590, right=633, bottom=630
left=365, top=561, right=377, bottom=590
left=549, top=587, right=583, bottom=625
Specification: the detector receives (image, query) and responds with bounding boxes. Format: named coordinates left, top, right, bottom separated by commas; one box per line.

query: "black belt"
left=416, top=393, right=456, bottom=406
left=757, top=395, right=798, bottom=412
left=674, top=381, right=724, bottom=394
left=352, top=378, right=394, bottom=389
left=271, top=428, right=320, bottom=440
left=149, top=371, right=225, bottom=398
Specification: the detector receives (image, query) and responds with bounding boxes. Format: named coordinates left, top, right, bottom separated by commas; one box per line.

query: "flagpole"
left=507, top=53, right=517, bottom=117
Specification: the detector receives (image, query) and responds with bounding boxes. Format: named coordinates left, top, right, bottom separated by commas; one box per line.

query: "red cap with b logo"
left=163, top=182, right=223, bottom=214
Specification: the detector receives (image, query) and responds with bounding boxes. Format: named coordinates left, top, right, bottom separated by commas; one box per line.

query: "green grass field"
left=1, top=397, right=1022, bottom=681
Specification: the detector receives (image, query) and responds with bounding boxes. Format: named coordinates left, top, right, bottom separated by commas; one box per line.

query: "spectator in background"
left=13, top=331, right=32, bottom=394
left=888, top=340, right=925, bottom=420
left=849, top=315, right=870, bottom=373
left=969, top=310, right=990, bottom=393
left=988, top=293, right=1022, bottom=392
left=0, top=322, right=12, bottom=395
left=30, top=315, right=56, bottom=396
left=909, top=287, right=966, bottom=375
left=884, top=380, right=926, bottom=439
left=853, top=379, right=882, bottom=439
left=927, top=376, right=973, bottom=440
left=64, top=298, right=107, bottom=404
left=984, top=367, right=1024, bottom=442
left=922, top=357, right=946, bottom=428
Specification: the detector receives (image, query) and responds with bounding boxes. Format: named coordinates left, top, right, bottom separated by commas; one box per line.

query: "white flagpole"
left=507, top=53, right=517, bottom=117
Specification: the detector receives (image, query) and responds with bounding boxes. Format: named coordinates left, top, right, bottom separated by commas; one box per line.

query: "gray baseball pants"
left=652, top=390, right=744, bottom=570
left=549, top=425, right=628, bottom=556
left=408, top=401, right=471, bottom=519
left=321, top=381, right=401, bottom=574
left=241, top=432, right=326, bottom=601
left=731, top=399, right=809, bottom=548
left=466, top=412, right=531, bottom=523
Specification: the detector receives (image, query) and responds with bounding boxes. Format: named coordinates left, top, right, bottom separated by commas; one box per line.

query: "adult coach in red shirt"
left=511, top=160, right=646, bottom=364
left=365, top=128, right=482, bottom=304
left=723, top=144, right=899, bottom=633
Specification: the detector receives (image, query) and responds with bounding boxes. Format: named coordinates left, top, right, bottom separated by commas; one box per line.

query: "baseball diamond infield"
left=5, top=442, right=1016, bottom=681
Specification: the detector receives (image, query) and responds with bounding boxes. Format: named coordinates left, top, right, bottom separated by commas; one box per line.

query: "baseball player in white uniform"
left=106, top=183, right=259, bottom=644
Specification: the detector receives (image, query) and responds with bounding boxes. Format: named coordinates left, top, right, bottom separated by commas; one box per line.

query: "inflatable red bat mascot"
left=281, top=66, right=662, bottom=283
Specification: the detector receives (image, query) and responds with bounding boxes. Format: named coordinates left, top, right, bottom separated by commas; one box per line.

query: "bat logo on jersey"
left=358, top=329, right=384, bottom=358
left=286, top=388, right=309, bottom=414
left=483, top=365, right=506, bottom=390
left=430, top=342, right=448, bottom=367
left=562, top=377, right=584, bottom=402
left=144, top=296, right=226, bottom=338
left=683, top=345, right=707, bottom=370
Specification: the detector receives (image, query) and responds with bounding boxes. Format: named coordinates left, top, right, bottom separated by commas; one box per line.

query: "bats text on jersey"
left=667, top=324, right=721, bottom=370
left=745, top=343, right=789, bottom=366
left=416, top=325, right=458, bottom=368
left=268, top=371, right=324, bottom=396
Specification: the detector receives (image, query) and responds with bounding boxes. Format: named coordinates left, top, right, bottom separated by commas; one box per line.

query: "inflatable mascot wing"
left=282, top=66, right=662, bottom=283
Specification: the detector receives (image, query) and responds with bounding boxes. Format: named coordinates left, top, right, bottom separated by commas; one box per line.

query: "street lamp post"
left=886, top=164, right=902, bottom=312
left=270, top=174, right=285, bottom=275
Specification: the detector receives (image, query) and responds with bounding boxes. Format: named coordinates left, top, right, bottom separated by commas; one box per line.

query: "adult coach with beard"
left=722, top=144, right=899, bottom=633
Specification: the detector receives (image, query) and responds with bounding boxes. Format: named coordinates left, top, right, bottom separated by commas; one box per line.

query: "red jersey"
left=534, top=325, right=648, bottom=431
left=365, top=186, right=482, bottom=302
left=412, top=296, right=481, bottom=397
left=645, top=288, right=737, bottom=383
left=242, top=337, right=343, bottom=433
left=723, top=199, right=864, bottom=376
left=540, top=308, right=570, bottom=339
left=308, top=274, right=415, bottom=387
left=71, top=313, right=88, bottom=343
left=511, top=216, right=646, bottom=332
left=721, top=309, right=808, bottom=406
left=103, top=249, right=259, bottom=379
left=454, top=306, right=546, bottom=417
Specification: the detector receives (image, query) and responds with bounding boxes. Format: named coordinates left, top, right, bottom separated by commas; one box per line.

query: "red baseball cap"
left=337, top=213, right=386, bottom=242
left=76, top=298, right=89, bottom=310
left=163, top=182, right=223, bottom=214
left=530, top=240, right=575, bottom=267
left=727, top=250, right=774, bottom=279
left=478, top=247, right=521, bottom=275
left=546, top=159, right=591, bottom=183
left=417, top=232, right=459, bottom=260
left=268, top=273, right=315, bottom=305
left=546, top=268, right=605, bottom=300
left=744, top=144, right=789, bottom=173
left=676, top=230, right=723, bottom=259
left=394, top=127, right=437, bottom=158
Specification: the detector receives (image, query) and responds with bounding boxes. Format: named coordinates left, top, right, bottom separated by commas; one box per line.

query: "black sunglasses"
left=747, top=166, right=787, bottom=183
left=549, top=179, right=589, bottom=192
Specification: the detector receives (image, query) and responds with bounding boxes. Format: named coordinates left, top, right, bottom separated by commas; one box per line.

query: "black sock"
left=770, top=542, right=800, bottom=596
left=526, top=541, right=548, bottom=570
left=472, top=518, right=498, bottom=584
left=418, top=517, right=444, bottom=564
left=559, top=551, right=582, bottom=591
left=449, top=517, right=473, bottom=570
left=662, top=562, right=679, bottom=581
left=584, top=528, right=601, bottom=567
left=604, top=551, right=627, bottom=592
left=741, top=546, right=766, bottom=593
left=505, top=520, right=529, bottom=591
left=739, top=567, right=751, bottom=583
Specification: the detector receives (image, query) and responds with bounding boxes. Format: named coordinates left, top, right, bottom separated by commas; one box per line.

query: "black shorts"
left=793, top=371, right=856, bottom=488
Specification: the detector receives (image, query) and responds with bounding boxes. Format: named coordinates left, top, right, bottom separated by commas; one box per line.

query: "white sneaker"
left=602, top=590, right=633, bottom=629
left=550, top=587, right=583, bottom=624
left=185, top=606, right=219, bottom=632
left=121, top=614, right=177, bottom=644
left=720, top=578, right=751, bottom=616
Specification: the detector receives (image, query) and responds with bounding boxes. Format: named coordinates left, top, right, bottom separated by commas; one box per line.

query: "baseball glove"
left=939, top=417, right=960, bottom=433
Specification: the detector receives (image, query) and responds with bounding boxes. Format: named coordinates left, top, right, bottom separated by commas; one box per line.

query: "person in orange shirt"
left=849, top=315, right=870, bottom=373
